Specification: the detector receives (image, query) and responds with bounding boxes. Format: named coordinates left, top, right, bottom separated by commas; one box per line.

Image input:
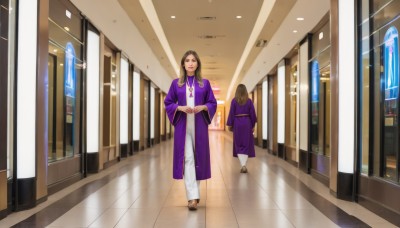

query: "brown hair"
left=235, top=84, right=248, bottom=105
left=178, top=50, right=203, bottom=87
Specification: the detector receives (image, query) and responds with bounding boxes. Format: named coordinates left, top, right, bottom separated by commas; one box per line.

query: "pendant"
left=189, top=87, right=193, bottom=92
left=190, top=92, right=193, bottom=97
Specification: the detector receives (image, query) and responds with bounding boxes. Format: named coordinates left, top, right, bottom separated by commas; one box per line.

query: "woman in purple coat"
left=164, top=50, right=217, bottom=210
left=226, top=84, right=257, bottom=173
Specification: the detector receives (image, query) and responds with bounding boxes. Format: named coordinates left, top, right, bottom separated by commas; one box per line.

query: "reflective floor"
left=1, top=131, right=396, bottom=228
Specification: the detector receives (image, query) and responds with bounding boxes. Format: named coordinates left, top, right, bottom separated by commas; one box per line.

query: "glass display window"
left=359, top=0, right=400, bottom=182
left=310, top=51, right=331, bottom=157
left=47, top=4, right=83, bottom=163
left=289, top=64, right=298, bottom=148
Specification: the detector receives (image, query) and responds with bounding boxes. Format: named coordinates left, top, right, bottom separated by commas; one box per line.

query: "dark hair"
left=178, top=50, right=203, bottom=87
left=235, top=84, right=248, bottom=105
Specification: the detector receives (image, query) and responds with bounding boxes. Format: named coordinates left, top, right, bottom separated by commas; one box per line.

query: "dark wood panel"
left=285, top=146, right=297, bottom=166
left=0, top=0, right=8, bottom=173
left=359, top=175, right=400, bottom=226
left=47, top=156, right=81, bottom=186
left=36, top=0, right=50, bottom=201
left=128, top=64, right=133, bottom=151
left=0, top=6, right=8, bottom=39
left=0, top=38, right=7, bottom=171
left=154, top=89, right=160, bottom=144
left=140, top=76, right=145, bottom=150
left=311, top=153, right=330, bottom=176
left=299, top=149, right=310, bottom=173
left=257, top=84, right=263, bottom=147
left=273, top=75, right=278, bottom=154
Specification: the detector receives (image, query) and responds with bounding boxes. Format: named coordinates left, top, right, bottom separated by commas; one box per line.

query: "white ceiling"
left=118, top=0, right=297, bottom=101
left=74, top=0, right=330, bottom=101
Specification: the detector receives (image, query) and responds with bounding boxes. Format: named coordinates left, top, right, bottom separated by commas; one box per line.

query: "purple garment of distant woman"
left=226, top=98, right=257, bottom=157
left=164, top=78, right=217, bottom=180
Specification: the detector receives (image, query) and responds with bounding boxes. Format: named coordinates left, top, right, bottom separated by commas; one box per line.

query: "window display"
left=382, top=26, right=399, bottom=181
left=47, top=1, right=83, bottom=162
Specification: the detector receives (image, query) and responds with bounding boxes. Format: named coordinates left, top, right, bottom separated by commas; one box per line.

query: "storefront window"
left=360, top=0, right=400, bottom=182
left=310, top=51, right=331, bottom=157
left=289, top=65, right=298, bottom=147
left=382, top=26, right=399, bottom=181
left=48, top=0, right=83, bottom=162
left=359, top=0, right=371, bottom=174
left=360, top=50, right=370, bottom=175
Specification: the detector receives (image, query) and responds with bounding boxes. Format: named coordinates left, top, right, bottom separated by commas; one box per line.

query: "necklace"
left=186, top=78, right=194, bottom=97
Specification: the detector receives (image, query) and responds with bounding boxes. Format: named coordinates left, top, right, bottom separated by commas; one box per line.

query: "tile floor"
left=0, top=131, right=397, bottom=228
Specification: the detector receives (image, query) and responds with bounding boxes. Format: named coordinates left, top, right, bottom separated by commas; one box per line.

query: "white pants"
left=184, top=127, right=200, bottom=200
left=238, top=154, right=248, bottom=167
left=184, top=89, right=200, bottom=201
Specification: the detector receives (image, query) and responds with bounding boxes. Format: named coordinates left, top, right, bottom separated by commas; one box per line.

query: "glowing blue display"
left=311, top=60, right=320, bottom=103
left=64, top=42, right=76, bottom=98
left=384, top=26, right=399, bottom=100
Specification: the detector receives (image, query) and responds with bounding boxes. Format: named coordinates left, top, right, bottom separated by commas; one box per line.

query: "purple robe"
left=226, top=98, right=257, bottom=157
left=164, top=78, right=217, bottom=180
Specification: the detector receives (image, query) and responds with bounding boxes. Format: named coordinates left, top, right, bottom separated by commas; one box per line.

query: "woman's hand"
left=178, top=106, right=193, bottom=114
left=193, top=105, right=207, bottom=113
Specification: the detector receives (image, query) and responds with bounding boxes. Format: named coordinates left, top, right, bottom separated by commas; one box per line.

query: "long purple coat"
left=226, top=98, right=257, bottom=157
left=164, top=78, right=217, bottom=180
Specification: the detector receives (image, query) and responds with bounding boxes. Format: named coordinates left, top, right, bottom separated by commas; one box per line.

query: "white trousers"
left=238, top=154, right=248, bottom=167
left=184, top=84, right=200, bottom=201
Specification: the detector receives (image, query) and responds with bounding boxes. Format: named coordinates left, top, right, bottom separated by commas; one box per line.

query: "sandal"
left=188, top=200, right=198, bottom=210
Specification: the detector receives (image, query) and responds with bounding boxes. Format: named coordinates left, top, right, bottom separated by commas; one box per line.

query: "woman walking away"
left=226, top=84, right=257, bottom=173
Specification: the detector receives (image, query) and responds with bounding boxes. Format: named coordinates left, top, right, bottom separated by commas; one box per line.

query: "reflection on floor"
left=1, top=131, right=396, bottom=228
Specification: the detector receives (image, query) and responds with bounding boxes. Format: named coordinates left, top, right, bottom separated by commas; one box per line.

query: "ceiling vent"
left=197, top=16, right=216, bottom=21
left=198, top=35, right=226, bottom=39
left=198, top=35, right=217, bottom=39
left=255, top=39, right=268, bottom=47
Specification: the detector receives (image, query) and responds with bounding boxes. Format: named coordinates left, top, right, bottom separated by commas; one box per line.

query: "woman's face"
left=184, top=54, right=198, bottom=76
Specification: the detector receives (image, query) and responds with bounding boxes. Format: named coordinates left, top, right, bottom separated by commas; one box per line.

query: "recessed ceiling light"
left=236, top=15, right=242, bottom=19
left=64, top=26, right=70, bottom=31
left=293, top=30, right=298, bottom=33
left=65, top=10, right=71, bottom=19
left=171, top=16, right=176, bottom=19
left=296, top=17, right=304, bottom=21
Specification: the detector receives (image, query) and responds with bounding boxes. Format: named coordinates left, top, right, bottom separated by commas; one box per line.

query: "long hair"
left=235, top=84, right=249, bottom=105
left=178, top=50, right=203, bottom=87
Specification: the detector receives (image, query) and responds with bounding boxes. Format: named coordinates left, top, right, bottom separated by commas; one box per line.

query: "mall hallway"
left=0, top=131, right=395, bottom=228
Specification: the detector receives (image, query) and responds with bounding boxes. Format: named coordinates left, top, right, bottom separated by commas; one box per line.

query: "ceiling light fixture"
left=65, top=10, right=71, bottom=19
left=296, top=17, right=304, bottom=21
left=170, top=16, right=176, bottom=19
left=64, top=26, right=70, bottom=31
left=293, top=30, right=298, bottom=33
left=236, top=16, right=242, bottom=19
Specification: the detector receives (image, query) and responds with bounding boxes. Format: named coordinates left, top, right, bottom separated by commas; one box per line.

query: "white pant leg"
left=238, top=154, right=248, bottom=167
left=184, top=115, right=200, bottom=201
